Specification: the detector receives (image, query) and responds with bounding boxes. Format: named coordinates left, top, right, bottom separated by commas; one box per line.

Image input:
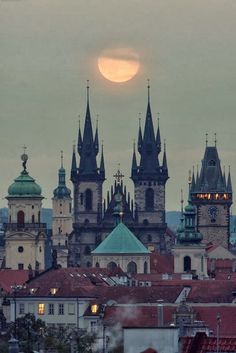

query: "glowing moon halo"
left=98, top=48, right=140, bottom=83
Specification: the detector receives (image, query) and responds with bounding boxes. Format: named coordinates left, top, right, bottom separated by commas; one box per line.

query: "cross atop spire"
left=86, top=80, right=90, bottom=104
left=206, top=132, right=208, bottom=147
left=60, top=150, right=64, bottom=168
left=113, top=165, right=124, bottom=184
left=214, top=132, right=217, bottom=147
left=147, top=78, right=150, bottom=103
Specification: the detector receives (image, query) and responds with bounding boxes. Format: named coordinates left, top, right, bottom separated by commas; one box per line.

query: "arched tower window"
left=95, top=262, right=100, bottom=268
left=127, top=261, right=137, bottom=274
left=85, top=189, right=92, bottom=210
left=208, top=160, right=216, bottom=166
left=84, top=245, right=91, bottom=255
left=145, top=188, right=154, bottom=211
left=17, top=211, right=25, bottom=227
left=184, top=256, right=191, bottom=272
left=144, top=261, right=148, bottom=274
left=107, top=262, right=117, bottom=272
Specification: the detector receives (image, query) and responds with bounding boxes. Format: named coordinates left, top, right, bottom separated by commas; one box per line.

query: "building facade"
left=190, top=143, right=232, bottom=248
left=5, top=153, right=46, bottom=270
left=52, top=153, right=73, bottom=267
left=68, top=85, right=170, bottom=267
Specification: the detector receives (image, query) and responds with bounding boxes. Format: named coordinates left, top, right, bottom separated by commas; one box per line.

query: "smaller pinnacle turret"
left=100, top=142, right=105, bottom=180
left=70, top=144, right=77, bottom=182
left=137, top=116, right=143, bottom=153
left=156, top=113, right=161, bottom=153
left=227, top=166, right=232, bottom=193
left=131, top=141, right=138, bottom=178
left=77, top=118, right=82, bottom=155
left=94, top=116, right=99, bottom=155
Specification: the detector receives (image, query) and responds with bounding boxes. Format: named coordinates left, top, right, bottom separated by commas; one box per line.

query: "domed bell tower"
left=5, top=150, right=46, bottom=270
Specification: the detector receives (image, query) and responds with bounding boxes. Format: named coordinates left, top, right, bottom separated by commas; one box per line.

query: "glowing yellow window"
left=91, top=304, right=99, bottom=313
left=38, top=303, right=45, bottom=315
left=50, top=288, right=58, bottom=295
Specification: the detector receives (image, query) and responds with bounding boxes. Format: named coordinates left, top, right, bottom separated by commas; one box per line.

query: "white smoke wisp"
left=105, top=305, right=142, bottom=352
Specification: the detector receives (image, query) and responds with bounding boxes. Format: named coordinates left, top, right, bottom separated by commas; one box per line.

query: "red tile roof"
left=182, top=332, right=236, bottom=353
left=150, top=252, right=174, bottom=274
left=103, top=304, right=236, bottom=337
left=0, top=270, right=29, bottom=293
left=140, top=349, right=157, bottom=353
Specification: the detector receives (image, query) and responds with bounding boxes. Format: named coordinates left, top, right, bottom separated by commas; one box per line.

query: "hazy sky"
left=1, top=0, right=236, bottom=211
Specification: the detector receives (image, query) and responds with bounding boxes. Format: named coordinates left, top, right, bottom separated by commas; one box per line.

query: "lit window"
left=48, top=303, right=54, bottom=315
left=38, top=303, right=45, bottom=315
left=50, top=288, right=58, bottom=295
left=19, top=303, right=25, bottom=315
left=30, top=288, right=38, bottom=295
left=58, top=303, right=64, bottom=315
left=91, top=304, right=99, bottom=313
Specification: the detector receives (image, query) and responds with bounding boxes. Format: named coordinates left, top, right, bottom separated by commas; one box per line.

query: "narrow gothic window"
left=208, top=160, right=216, bottom=166
left=127, top=261, right=137, bottom=274
left=84, top=245, right=91, bottom=255
left=32, top=215, right=35, bottom=223
left=145, top=188, right=154, bottom=210
left=184, top=256, right=191, bottom=272
left=85, top=189, right=92, bottom=210
left=144, top=261, right=148, bottom=274
left=107, top=262, right=117, bottom=272
left=17, top=211, right=25, bottom=227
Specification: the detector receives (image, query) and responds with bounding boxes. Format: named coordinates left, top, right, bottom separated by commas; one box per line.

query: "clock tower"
left=190, top=140, right=232, bottom=248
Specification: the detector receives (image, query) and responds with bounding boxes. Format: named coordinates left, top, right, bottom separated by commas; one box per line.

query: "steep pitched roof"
left=92, top=222, right=150, bottom=254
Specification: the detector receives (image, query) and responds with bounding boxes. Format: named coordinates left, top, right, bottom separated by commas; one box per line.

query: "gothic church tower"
left=69, top=85, right=105, bottom=266
left=131, top=85, right=169, bottom=251
left=190, top=140, right=232, bottom=248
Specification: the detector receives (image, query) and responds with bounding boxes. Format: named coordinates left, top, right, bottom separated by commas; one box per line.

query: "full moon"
left=98, top=48, right=140, bottom=83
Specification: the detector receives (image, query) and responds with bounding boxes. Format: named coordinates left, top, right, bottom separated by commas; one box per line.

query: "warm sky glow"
left=98, top=48, right=140, bottom=83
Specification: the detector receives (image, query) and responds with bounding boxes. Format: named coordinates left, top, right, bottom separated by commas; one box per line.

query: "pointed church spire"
left=94, top=115, right=99, bottom=155
left=77, top=117, right=83, bottom=155
left=138, top=81, right=159, bottom=177
left=227, top=166, right=232, bottom=193
left=162, top=140, right=168, bottom=170
left=137, top=114, right=143, bottom=153
left=223, top=166, right=227, bottom=189
left=99, top=141, right=105, bottom=180
left=78, top=82, right=99, bottom=178
left=54, top=151, right=71, bottom=198
left=131, top=140, right=138, bottom=178
left=156, top=112, right=161, bottom=153
left=70, top=144, right=77, bottom=182
left=191, top=167, right=196, bottom=192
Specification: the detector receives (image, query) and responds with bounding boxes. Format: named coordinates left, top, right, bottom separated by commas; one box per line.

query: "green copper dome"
left=92, top=222, right=150, bottom=254
left=8, top=170, right=42, bottom=198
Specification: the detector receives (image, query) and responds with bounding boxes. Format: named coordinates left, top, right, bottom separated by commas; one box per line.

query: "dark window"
left=85, top=189, right=92, bottom=210
left=18, top=263, right=24, bottom=270
left=107, top=262, right=117, bottom=272
left=17, top=211, right=25, bottom=227
left=96, top=262, right=100, bottom=268
left=127, top=261, right=137, bottom=274
left=145, top=188, right=154, bottom=210
left=86, top=261, right=91, bottom=268
left=32, top=215, right=35, bottom=223
left=69, top=203, right=72, bottom=213
left=84, top=246, right=91, bottom=255
left=184, top=256, right=191, bottom=271
left=147, top=234, right=152, bottom=242
left=144, top=261, right=148, bottom=274
left=208, top=160, right=216, bottom=166
left=18, top=246, right=24, bottom=253
left=38, top=211, right=41, bottom=223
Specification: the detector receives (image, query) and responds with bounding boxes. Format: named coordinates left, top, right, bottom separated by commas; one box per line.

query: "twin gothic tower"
left=68, top=86, right=169, bottom=267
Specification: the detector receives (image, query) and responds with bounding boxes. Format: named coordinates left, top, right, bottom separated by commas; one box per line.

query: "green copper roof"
left=92, top=222, right=150, bottom=254
left=8, top=170, right=42, bottom=198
